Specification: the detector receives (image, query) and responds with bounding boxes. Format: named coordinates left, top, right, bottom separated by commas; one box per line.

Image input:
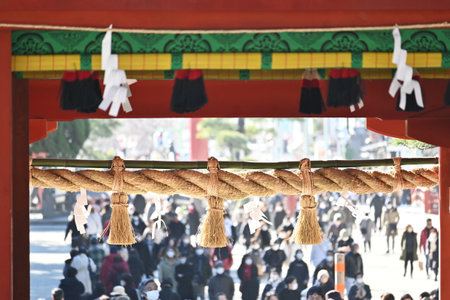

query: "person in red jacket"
left=100, top=246, right=130, bottom=293
left=210, top=245, right=234, bottom=274
left=419, top=219, right=438, bottom=279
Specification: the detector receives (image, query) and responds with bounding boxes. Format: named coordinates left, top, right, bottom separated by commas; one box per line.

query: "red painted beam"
left=366, top=118, right=411, bottom=140
left=0, top=10, right=449, bottom=29
left=406, top=118, right=450, bottom=147
left=29, top=79, right=450, bottom=120
left=29, top=119, right=48, bottom=143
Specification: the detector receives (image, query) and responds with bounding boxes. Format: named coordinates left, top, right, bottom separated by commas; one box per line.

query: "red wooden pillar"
left=190, top=118, right=209, bottom=160
left=440, top=147, right=450, bottom=298
left=0, top=30, right=12, bottom=299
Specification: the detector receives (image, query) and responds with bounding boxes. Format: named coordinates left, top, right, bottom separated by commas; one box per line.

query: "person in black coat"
left=237, top=255, right=260, bottom=300
left=133, top=233, right=155, bottom=276
left=348, top=273, right=372, bottom=300
left=175, top=254, right=194, bottom=300
left=286, top=249, right=309, bottom=293
left=131, top=212, right=147, bottom=236
left=278, top=276, right=301, bottom=300
left=190, top=247, right=212, bottom=300
left=261, top=268, right=285, bottom=300
left=400, top=225, right=418, bottom=278
left=127, top=248, right=145, bottom=287
left=312, top=250, right=335, bottom=284
left=187, top=204, right=200, bottom=236
left=259, top=225, right=271, bottom=249
left=59, top=267, right=85, bottom=300
left=121, top=273, right=139, bottom=300
left=64, top=216, right=85, bottom=248
left=159, top=279, right=181, bottom=300
left=208, top=261, right=235, bottom=300
left=273, top=202, right=286, bottom=230
left=370, top=193, right=385, bottom=231
left=263, top=242, right=287, bottom=274
left=345, top=244, right=363, bottom=294
left=168, top=214, right=186, bottom=243
left=177, top=235, right=194, bottom=257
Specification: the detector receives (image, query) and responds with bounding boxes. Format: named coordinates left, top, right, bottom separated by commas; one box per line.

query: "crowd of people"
left=51, top=191, right=440, bottom=300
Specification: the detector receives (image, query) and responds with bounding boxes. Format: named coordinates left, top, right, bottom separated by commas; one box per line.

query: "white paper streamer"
left=98, top=25, right=136, bottom=117
left=389, top=27, right=423, bottom=110
left=74, top=188, right=88, bottom=234
left=336, top=195, right=365, bottom=219
left=150, top=197, right=167, bottom=238
left=243, top=197, right=272, bottom=234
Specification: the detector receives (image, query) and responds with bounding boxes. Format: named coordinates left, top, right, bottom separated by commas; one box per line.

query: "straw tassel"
left=107, top=192, right=136, bottom=245
left=393, top=157, right=405, bottom=191
left=291, top=158, right=322, bottom=245
left=106, top=156, right=136, bottom=245
left=198, top=157, right=227, bottom=248
left=291, top=195, right=322, bottom=245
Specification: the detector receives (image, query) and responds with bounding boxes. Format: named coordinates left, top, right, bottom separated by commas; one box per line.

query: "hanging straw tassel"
left=291, top=158, right=323, bottom=245
left=107, top=192, right=136, bottom=245
left=106, top=156, right=136, bottom=245
left=292, top=195, right=323, bottom=245
left=392, top=157, right=405, bottom=191
left=198, top=157, right=227, bottom=248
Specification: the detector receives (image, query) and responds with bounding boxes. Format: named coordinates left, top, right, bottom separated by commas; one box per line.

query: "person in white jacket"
left=71, top=246, right=97, bottom=295
left=86, top=205, right=103, bottom=237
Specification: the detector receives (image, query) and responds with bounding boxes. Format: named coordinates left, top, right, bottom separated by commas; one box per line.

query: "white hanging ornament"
left=74, top=188, right=88, bottom=234
left=243, top=197, right=272, bottom=234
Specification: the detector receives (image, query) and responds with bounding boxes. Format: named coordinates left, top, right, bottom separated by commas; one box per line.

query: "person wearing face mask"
left=210, top=245, right=234, bottom=274
left=400, top=225, right=418, bottom=278
left=313, top=250, right=335, bottom=285
left=370, top=193, right=386, bottom=232
left=263, top=242, right=287, bottom=274
left=310, top=234, right=332, bottom=268
left=127, top=248, right=145, bottom=288
left=359, top=213, right=375, bottom=253
left=175, top=254, right=194, bottom=300
left=314, top=269, right=333, bottom=295
left=249, top=242, right=264, bottom=276
left=177, top=234, right=194, bottom=257
left=208, top=261, right=235, bottom=300
left=261, top=269, right=285, bottom=300
left=157, top=248, right=179, bottom=291
left=348, top=273, right=371, bottom=300
left=159, top=279, right=181, bottom=300
left=138, top=278, right=159, bottom=300
left=383, top=201, right=400, bottom=254
left=190, top=247, right=212, bottom=300
left=345, top=244, right=363, bottom=295
left=426, top=229, right=439, bottom=281
left=130, top=211, right=146, bottom=236
left=286, top=249, right=309, bottom=293
left=259, top=224, right=272, bottom=249
left=237, top=255, right=260, bottom=300
left=420, top=219, right=438, bottom=279
left=278, top=276, right=301, bottom=300
left=273, top=202, right=286, bottom=230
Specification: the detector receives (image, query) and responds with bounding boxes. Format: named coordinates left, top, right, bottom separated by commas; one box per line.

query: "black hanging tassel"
left=60, top=71, right=103, bottom=113
left=299, top=78, right=325, bottom=114
left=77, top=71, right=103, bottom=113
left=444, top=79, right=450, bottom=106
left=327, top=69, right=363, bottom=108
left=60, top=71, right=80, bottom=110
left=396, top=75, right=424, bottom=112
left=185, top=70, right=208, bottom=112
left=170, top=70, right=189, bottom=113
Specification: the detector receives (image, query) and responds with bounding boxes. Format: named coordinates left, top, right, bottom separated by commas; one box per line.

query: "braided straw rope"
left=30, top=166, right=439, bottom=199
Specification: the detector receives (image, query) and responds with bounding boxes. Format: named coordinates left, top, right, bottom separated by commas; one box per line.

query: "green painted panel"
left=11, top=29, right=450, bottom=55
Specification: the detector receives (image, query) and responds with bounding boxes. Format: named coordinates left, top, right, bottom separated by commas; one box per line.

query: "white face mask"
left=216, top=267, right=225, bottom=274
left=245, top=258, right=252, bottom=265
left=167, top=251, right=175, bottom=258
left=296, top=253, right=303, bottom=260
left=356, top=278, right=363, bottom=284
left=387, top=205, right=393, bottom=209
left=290, top=283, right=298, bottom=290
left=272, top=245, right=279, bottom=251
left=180, top=257, right=187, bottom=264
left=342, top=236, right=349, bottom=241
left=270, top=274, right=279, bottom=282
left=195, top=249, right=204, bottom=256
left=252, top=244, right=260, bottom=250
left=146, top=290, right=159, bottom=300
left=262, top=225, right=268, bottom=231
left=120, top=280, right=126, bottom=286
left=279, top=232, right=287, bottom=239
left=326, top=255, right=333, bottom=262
left=275, top=206, right=283, bottom=212
left=183, top=238, right=190, bottom=244
left=407, top=228, right=413, bottom=233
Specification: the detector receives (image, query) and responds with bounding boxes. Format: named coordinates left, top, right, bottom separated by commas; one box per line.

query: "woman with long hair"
left=400, top=224, right=418, bottom=278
